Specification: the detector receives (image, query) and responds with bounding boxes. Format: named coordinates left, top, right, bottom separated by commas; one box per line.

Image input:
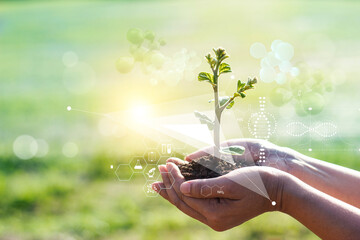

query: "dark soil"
left=178, top=155, right=254, bottom=181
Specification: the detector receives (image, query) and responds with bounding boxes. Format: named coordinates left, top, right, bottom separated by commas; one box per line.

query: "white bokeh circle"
left=36, top=139, right=49, bottom=158
left=13, top=135, right=38, bottom=160
left=62, top=142, right=79, bottom=158
left=62, top=51, right=79, bottom=68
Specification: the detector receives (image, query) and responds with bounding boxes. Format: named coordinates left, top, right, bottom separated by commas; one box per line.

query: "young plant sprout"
left=178, top=47, right=258, bottom=180
left=195, top=48, right=257, bottom=161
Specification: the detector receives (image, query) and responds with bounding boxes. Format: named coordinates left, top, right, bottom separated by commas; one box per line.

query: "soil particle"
left=178, top=155, right=254, bottom=181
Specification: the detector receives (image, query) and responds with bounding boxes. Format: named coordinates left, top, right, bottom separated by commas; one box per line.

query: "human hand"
left=182, top=138, right=304, bottom=174
left=152, top=162, right=286, bottom=231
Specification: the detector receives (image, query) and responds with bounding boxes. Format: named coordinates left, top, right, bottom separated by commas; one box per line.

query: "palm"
left=185, top=138, right=298, bottom=173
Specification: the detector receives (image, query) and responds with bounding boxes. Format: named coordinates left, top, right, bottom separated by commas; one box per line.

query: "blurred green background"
left=1, top=0, right=360, bottom=239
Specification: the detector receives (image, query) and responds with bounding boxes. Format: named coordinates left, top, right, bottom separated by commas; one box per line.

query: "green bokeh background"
left=1, top=0, right=360, bottom=239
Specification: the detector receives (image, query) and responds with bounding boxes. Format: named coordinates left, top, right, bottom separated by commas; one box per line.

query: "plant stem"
left=212, top=58, right=221, bottom=159
left=219, top=95, right=236, bottom=113
left=214, top=85, right=220, bottom=158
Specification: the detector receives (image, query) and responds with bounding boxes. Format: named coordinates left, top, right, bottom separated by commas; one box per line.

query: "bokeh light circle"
left=62, top=142, right=79, bottom=158
left=290, top=67, right=300, bottom=77
left=260, top=67, right=276, bottom=83
left=275, top=72, right=287, bottom=85
left=13, top=135, right=38, bottom=160
left=279, top=61, right=292, bottom=73
left=271, top=40, right=283, bottom=51
left=62, top=51, right=79, bottom=68
left=275, top=42, right=294, bottom=61
left=36, top=139, right=49, bottom=158
left=250, top=42, right=267, bottom=59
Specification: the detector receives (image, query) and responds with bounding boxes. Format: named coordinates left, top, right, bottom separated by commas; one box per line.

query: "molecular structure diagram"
left=248, top=97, right=277, bottom=140
left=200, top=184, right=225, bottom=197
left=286, top=121, right=337, bottom=138
left=247, top=97, right=278, bottom=164
left=250, top=40, right=299, bottom=85
left=116, top=28, right=201, bottom=87
left=113, top=137, right=184, bottom=197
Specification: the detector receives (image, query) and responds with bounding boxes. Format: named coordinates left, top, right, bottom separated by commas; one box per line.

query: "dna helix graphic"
left=286, top=122, right=337, bottom=138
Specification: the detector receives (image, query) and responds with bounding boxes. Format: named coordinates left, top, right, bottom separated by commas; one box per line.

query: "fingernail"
left=151, top=183, right=159, bottom=192
left=158, top=165, right=166, bottom=172
left=180, top=182, right=191, bottom=194
left=166, top=162, right=173, bottom=170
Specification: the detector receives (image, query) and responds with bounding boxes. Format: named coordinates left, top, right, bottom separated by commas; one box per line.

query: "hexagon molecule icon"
left=115, top=164, right=134, bottom=181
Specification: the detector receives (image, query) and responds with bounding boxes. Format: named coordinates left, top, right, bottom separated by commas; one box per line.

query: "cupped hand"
left=183, top=138, right=303, bottom=174
left=152, top=161, right=286, bottom=231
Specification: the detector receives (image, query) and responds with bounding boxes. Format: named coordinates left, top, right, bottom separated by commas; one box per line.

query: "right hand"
left=179, top=139, right=303, bottom=174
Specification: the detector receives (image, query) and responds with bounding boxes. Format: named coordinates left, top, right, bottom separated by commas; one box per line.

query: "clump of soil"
left=178, top=155, right=253, bottom=181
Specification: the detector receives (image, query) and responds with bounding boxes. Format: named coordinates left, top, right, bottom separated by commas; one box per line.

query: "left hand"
left=152, top=159, right=285, bottom=231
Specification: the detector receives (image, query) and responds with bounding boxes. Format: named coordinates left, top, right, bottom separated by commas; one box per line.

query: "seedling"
left=195, top=48, right=257, bottom=161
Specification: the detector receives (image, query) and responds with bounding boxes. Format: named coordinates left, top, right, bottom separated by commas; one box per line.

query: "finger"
left=166, top=157, right=187, bottom=166
left=152, top=181, right=170, bottom=201
left=180, top=176, right=238, bottom=199
left=159, top=165, right=208, bottom=224
left=166, top=162, right=186, bottom=196
left=221, top=140, right=261, bottom=165
left=160, top=165, right=172, bottom=190
left=166, top=162, right=219, bottom=215
left=228, top=139, right=281, bottom=164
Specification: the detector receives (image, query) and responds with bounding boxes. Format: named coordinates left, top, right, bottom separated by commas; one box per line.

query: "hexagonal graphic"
left=267, top=152, right=280, bottom=162
left=158, top=156, right=168, bottom=165
left=143, top=180, right=159, bottom=197
left=201, top=185, right=212, bottom=197
left=157, top=141, right=174, bottom=157
left=143, top=164, right=160, bottom=181
left=143, top=149, right=160, bottom=165
left=275, top=150, right=287, bottom=159
left=115, top=164, right=134, bottom=181
left=129, top=156, right=147, bottom=173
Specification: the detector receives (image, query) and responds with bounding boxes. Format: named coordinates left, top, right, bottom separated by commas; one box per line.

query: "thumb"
left=180, top=177, right=235, bottom=199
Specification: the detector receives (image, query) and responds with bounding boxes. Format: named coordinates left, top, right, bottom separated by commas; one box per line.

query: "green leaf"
left=213, top=48, right=229, bottom=63
left=237, top=80, right=245, bottom=92
left=209, top=96, right=234, bottom=109
left=205, top=54, right=216, bottom=69
left=219, top=96, right=234, bottom=109
left=240, top=92, right=246, bottom=98
left=219, top=63, right=231, bottom=74
left=234, top=92, right=240, bottom=97
left=220, top=145, right=245, bottom=155
left=226, top=101, right=234, bottom=109
left=194, top=111, right=214, bottom=130
left=247, top=77, right=257, bottom=85
left=218, top=55, right=229, bottom=63
left=198, top=72, right=214, bottom=84
left=206, top=122, right=214, bottom=130
left=194, top=111, right=212, bottom=122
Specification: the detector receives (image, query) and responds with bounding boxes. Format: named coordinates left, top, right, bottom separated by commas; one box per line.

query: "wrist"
left=261, top=167, right=289, bottom=212
left=278, top=172, right=307, bottom=215
left=285, top=151, right=319, bottom=181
